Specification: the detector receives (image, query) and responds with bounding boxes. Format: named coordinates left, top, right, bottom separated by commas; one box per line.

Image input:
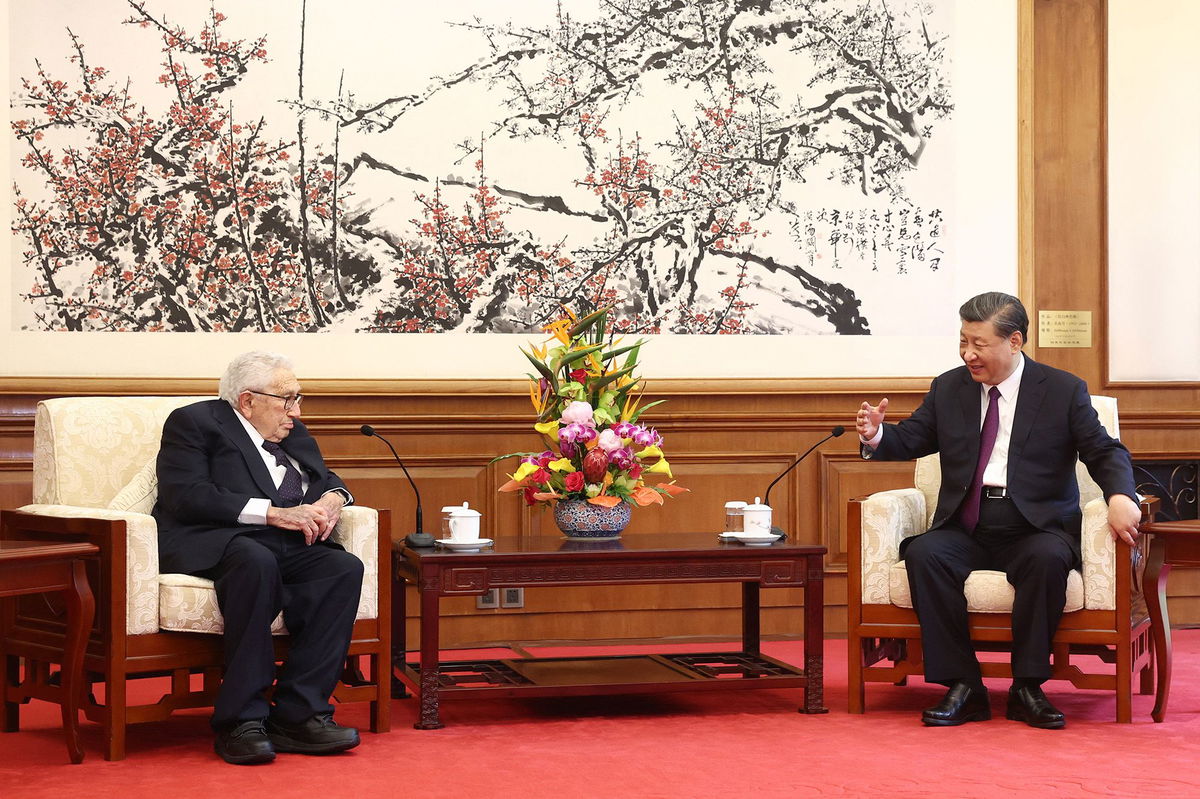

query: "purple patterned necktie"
left=959, top=386, right=1001, bottom=533
left=261, top=441, right=304, bottom=507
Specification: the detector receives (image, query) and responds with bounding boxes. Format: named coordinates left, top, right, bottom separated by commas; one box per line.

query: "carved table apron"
left=394, top=532, right=827, bottom=729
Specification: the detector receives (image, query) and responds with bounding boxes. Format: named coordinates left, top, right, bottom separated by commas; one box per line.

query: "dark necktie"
left=959, top=386, right=1001, bottom=533
left=261, top=441, right=304, bottom=507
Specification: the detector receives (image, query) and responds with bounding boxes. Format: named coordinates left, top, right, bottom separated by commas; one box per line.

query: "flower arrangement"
left=498, top=307, right=687, bottom=510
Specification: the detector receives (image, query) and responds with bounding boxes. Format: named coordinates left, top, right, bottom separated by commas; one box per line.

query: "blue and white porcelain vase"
left=552, top=499, right=632, bottom=539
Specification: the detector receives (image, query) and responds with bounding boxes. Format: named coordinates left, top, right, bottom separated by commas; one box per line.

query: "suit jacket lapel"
left=211, top=401, right=283, bottom=504
left=957, top=369, right=981, bottom=466
left=1009, top=357, right=1048, bottom=468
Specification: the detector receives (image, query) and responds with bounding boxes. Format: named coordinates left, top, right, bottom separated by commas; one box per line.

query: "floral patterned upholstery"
left=21, top=396, right=380, bottom=636
left=859, top=395, right=1121, bottom=613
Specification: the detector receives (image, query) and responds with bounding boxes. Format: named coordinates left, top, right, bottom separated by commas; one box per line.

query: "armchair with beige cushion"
left=846, top=395, right=1155, bottom=722
left=1, top=396, right=390, bottom=760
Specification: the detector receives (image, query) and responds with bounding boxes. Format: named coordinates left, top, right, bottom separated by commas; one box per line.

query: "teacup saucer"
left=435, top=538, right=494, bottom=552
left=721, top=532, right=779, bottom=546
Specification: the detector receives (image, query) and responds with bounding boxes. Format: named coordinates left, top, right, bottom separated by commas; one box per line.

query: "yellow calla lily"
left=636, top=445, right=663, bottom=459
left=534, top=420, right=560, bottom=439
left=547, top=458, right=576, bottom=473
left=512, top=461, right=540, bottom=482
left=645, top=458, right=673, bottom=478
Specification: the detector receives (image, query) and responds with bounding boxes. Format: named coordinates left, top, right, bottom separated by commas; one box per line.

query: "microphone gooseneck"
left=361, top=424, right=429, bottom=547
left=763, top=426, right=846, bottom=509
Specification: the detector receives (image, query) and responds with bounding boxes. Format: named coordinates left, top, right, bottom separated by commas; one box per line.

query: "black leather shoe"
left=921, top=682, right=991, bottom=726
left=214, top=720, right=275, bottom=765
left=1006, top=685, right=1066, bottom=729
left=267, top=712, right=360, bottom=754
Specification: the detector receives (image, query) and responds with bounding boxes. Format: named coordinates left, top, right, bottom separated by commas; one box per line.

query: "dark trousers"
left=200, top=528, right=364, bottom=729
left=903, top=496, right=1075, bottom=684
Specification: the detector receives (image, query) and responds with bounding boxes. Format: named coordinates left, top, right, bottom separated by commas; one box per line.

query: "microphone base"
left=404, top=532, right=436, bottom=548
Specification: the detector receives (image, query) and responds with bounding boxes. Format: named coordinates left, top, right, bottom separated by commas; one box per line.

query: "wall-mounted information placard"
left=1038, top=310, right=1092, bottom=348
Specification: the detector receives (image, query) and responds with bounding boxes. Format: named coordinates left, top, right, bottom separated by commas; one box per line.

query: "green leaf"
left=622, top=343, right=642, bottom=371
left=489, top=452, right=540, bottom=465
left=629, top=398, right=668, bottom=422
left=568, top=307, right=610, bottom=339
left=559, top=342, right=606, bottom=368
left=589, top=365, right=636, bottom=393
left=599, top=340, right=644, bottom=365
left=522, top=348, right=558, bottom=394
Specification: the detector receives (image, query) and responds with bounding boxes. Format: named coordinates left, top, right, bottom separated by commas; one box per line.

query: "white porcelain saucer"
left=720, top=532, right=780, bottom=546
left=435, top=538, right=494, bottom=552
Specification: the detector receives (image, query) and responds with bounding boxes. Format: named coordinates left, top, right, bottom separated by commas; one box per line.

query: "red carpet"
left=4, top=632, right=1200, bottom=798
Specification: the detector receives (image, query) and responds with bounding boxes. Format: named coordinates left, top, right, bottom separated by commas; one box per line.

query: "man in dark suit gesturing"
left=154, top=351, right=363, bottom=764
left=855, top=293, right=1142, bottom=729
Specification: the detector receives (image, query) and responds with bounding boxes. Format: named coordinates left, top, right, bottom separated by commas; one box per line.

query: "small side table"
left=1141, top=520, right=1200, bottom=723
left=0, top=539, right=99, bottom=763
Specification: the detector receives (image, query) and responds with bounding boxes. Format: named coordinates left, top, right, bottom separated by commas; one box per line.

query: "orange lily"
left=656, top=483, right=690, bottom=497
left=587, top=495, right=623, bottom=508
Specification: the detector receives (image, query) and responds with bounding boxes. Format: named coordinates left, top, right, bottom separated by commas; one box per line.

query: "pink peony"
left=597, top=429, right=623, bottom=453
left=560, top=401, right=595, bottom=425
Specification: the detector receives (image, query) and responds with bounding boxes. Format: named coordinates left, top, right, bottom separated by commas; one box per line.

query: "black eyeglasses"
left=247, top=390, right=303, bottom=411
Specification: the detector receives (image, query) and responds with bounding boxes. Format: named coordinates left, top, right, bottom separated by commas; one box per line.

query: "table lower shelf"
left=398, top=652, right=812, bottom=700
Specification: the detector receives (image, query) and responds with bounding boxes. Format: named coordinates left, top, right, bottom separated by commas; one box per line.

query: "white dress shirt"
left=861, top=353, right=1026, bottom=489
left=232, top=410, right=311, bottom=525
left=979, top=353, right=1025, bottom=488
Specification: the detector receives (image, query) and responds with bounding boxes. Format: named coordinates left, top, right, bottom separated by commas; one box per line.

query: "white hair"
left=218, top=351, right=295, bottom=405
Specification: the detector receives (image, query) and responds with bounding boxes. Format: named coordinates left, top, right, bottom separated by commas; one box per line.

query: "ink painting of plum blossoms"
left=7, top=0, right=1015, bottom=352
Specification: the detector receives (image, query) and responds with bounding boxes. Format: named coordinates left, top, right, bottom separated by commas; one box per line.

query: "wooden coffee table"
left=1141, top=519, right=1200, bottom=722
left=1, top=539, right=98, bottom=763
left=394, top=532, right=826, bottom=729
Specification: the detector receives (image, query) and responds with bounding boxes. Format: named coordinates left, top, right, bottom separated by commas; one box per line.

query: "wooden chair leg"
left=3, top=654, right=19, bottom=732
left=105, top=671, right=127, bottom=761
left=847, top=632, right=865, bottom=714
left=1116, top=642, right=1132, bottom=724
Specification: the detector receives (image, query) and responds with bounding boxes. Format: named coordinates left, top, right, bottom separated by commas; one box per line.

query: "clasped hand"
left=266, top=493, right=345, bottom=545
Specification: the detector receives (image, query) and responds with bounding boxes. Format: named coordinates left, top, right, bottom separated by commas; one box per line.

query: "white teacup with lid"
left=447, top=503, right=483, bottom=542
left=742, top=497, right=773, bottom=535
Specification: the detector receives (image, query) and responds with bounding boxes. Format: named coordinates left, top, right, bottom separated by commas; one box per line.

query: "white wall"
left=1108, top=0, right=1200, bottom=382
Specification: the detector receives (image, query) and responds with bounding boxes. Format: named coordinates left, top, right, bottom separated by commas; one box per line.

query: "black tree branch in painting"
left=330, top=0, right=949, bottom=334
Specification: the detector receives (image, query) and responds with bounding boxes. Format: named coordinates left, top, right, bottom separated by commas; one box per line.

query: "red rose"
left=564, top=471, right=585, bottom=492
left=523, top=487, right=538, bottom=506
left=628, top=464, right=643, bottom=479
left=570, top=368, right=588, bottom=383
left=582, top=447, right=609, bottom=482
left=530, top=468, right=551, bottom=484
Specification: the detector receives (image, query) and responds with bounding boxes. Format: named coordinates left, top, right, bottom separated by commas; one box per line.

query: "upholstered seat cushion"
left=159, top=573, right=288, bottom=635
left=888, top=562, right=1086, bottom=613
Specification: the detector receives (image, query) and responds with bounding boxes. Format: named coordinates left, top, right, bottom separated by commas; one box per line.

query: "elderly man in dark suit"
left=154, top=351, right=363, bottom=764
left=855, top=292, right=1141, bottom=729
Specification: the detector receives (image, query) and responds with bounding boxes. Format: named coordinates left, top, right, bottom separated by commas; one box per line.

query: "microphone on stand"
left=764, top=426, right=846, bottom=536
left=361, top=424, right=432, bottom=548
